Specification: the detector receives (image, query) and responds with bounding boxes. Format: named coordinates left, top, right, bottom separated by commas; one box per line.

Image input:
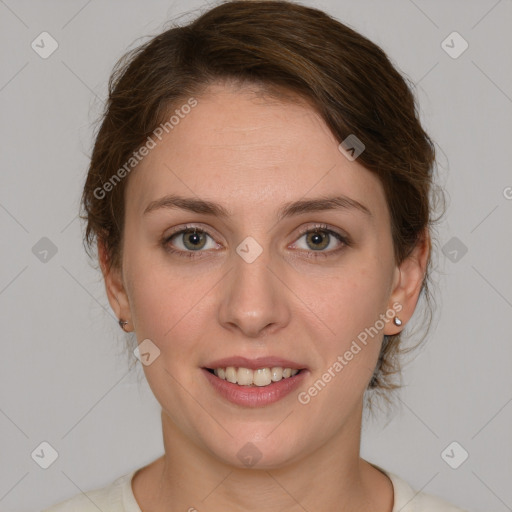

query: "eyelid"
left=162, top=222, right=350, bottom=257
left=288, top=223, right=350, bottom=254
left=165, top=222, right=348, bottom=240
left=165, top=222, right=221, bottom=240
left=293, top=222, right=348, bottom=241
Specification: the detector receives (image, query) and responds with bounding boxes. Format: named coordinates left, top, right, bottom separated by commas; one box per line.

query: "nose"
left=217, top=246, right=291, bottom=339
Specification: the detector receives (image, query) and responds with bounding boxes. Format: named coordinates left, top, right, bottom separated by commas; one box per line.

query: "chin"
left=208, top=432, right=305, bottom=470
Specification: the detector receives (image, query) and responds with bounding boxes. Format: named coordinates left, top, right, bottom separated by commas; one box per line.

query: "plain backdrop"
left=0, top=1, right=511, bottom=511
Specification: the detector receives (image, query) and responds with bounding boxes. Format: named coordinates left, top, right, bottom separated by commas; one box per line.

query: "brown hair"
left=81, top=0, right=444, bottom=410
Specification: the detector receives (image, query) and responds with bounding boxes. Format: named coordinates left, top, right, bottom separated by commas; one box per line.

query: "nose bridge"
left=218, top=236, right=289, bottom=336
left=234, top=237, right=272, bottom=295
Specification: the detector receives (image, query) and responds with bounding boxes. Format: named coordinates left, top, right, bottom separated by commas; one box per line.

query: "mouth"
left=201, top=365, right=308, bottom=408
left=203, top=366, right=305, bottom=388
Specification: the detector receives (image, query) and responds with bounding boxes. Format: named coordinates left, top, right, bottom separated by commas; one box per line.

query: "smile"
left=202, top=367, right=307, bottom=408
left=208, top=366, right=301, bottom=387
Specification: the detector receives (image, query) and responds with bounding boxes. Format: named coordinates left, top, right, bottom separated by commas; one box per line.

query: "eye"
left=163, top=226, right=218, bottom=258
left=162, top=223, right=349, bottom=259
left=291, top=223, right=349, bottom=258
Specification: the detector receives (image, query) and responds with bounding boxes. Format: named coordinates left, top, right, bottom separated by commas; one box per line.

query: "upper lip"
left=204, top=356, right=307, bottom=370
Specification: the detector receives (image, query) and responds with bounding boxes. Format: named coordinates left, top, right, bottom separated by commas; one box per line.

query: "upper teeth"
left=213, top=367, right=300, bottom=387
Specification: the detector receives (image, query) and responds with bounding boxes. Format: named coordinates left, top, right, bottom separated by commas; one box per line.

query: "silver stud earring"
left=393, top=316, right=402, bottom=326
left=119, top=319, right=129, bottom=331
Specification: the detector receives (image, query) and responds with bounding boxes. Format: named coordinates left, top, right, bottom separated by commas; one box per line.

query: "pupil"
left=184, top=230, right=206, bottom=250
left=308, top=231, right=328, bottom=250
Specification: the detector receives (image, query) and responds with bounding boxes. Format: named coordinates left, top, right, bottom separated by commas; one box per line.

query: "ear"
left=384, top=229, right=430, bottom=336
left=98, top=238, right=132, bottom=330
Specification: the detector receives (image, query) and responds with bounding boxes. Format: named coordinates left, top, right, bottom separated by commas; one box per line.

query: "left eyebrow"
left=143, top=193, right=372, bottom=220
left=277, top=195, right=372, bottom=221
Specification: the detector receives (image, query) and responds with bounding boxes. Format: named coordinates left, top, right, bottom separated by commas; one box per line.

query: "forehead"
left=125, top=84, right=387, bottom=223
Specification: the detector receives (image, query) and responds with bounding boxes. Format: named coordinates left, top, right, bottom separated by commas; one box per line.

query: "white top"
left=42, top=464, right=468, bottom=511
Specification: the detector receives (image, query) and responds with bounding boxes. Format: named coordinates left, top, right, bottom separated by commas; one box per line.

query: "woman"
left=44, top=1, right=467, bottom=510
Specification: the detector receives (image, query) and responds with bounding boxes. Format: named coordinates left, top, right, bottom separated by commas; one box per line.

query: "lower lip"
left=202, top=368, right=308, bottom=408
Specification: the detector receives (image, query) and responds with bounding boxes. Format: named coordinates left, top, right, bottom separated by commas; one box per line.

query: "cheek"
left=123, top=243, right=180, bottom=339
left=124, top=246, right=214, bottom=358
left=129, top=277, right=197, bottom=346
left=311, top=258, right=392, bottom=340
left=297, top=252, right=393, bottom=393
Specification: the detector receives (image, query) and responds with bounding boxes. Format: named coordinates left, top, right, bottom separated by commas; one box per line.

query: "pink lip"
left=204, top=356, right=306, bottom=370
left=202, top=368, right=308, bottom=408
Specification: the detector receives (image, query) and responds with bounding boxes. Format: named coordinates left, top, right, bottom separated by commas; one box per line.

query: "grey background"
left=0, top=0, right=511, bottom=510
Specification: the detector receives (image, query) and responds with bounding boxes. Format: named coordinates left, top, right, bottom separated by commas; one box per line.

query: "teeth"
left=212, top=366, right=300, bottom=387
left=253, top=368, right=271, bottom=386
left=225, top=366, right=237, bottom=384
left=237, top=367, right=253, bottom=386
left=270, top=367, right=283, bottom=381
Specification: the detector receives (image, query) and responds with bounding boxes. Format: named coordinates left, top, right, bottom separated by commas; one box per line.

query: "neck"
left=132, top=401, right=394, bottom=512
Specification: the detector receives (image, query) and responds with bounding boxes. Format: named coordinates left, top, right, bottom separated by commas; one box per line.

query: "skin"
left=99, top=82, right=429, bottom=512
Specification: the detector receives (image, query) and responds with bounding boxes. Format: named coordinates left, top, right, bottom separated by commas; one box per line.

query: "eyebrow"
left=143, top=193, right=372, bottom=220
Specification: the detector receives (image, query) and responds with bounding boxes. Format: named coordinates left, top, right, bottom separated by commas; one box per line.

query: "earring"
left=393, top=316, right=402, bottom=326
left=118, top=318, right=129, bottom=331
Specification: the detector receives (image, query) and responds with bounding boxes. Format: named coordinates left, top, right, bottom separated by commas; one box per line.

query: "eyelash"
left=161, top=223, right=350, bottom=260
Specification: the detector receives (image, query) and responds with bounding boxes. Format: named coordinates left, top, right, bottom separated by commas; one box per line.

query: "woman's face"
left=103, top=83, right=424, bottom=468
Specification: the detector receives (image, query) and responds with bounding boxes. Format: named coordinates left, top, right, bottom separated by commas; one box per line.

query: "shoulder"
left=370, top=463, right=468, bottom=512
left=42, top=470, right=139, bottom=512
left=387, top=472, right=468, bottom=511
